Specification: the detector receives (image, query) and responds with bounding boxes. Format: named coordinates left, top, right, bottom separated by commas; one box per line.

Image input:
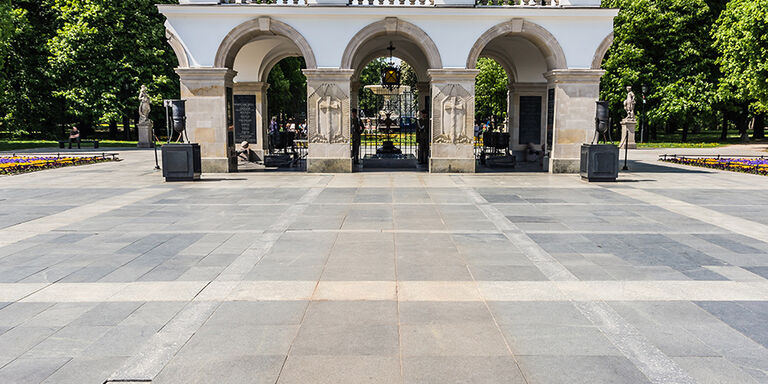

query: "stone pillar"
left=620, top=118, right=637, bottom=149
left=544, top=69, right=605, bottom=174
left=350, top=81, right=360, bottom=111
left=303, top=69, right=354, bottom=173
left=233, top=81, right=269, bottom=161
left=176, top=68, right=238, bottom=173
left=416, top=81, right=430, bottom=112
left=427, top=69, right=478, bottom=173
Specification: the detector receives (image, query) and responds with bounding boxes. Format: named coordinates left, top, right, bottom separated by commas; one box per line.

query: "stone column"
left=350, top=80, right=360, bottom=111
left=427, top=69, right=478, bottom=173
left=233, top=81, right=269, bottom=161
left=544, top=69, right=605, bottom=173
left=416, top=81, right=430, bottom=112
left=303, top=69, right=354, bottom=173
left=620, top=118, right=637, bottom=149
left=176, top=68, right=238, bottom=173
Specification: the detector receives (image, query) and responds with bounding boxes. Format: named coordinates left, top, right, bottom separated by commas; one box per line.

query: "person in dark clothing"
left=351, top=108, right=365, bottom=164
left=417, top=109, right=429, bottom=164
left=68, top=126, right=81, bottom=149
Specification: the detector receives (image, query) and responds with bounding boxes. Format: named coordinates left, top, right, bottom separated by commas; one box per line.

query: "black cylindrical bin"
left=595, top=100, right=610, bottom=134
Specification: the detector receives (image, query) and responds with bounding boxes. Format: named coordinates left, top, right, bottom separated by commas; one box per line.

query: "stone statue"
left=138, top=85, right=151, bottom=124
left=434, top=84, right=472, bottom=144
left=623, top=86, right=636, bottom=121
left=136, top=85, right=154, bottom=148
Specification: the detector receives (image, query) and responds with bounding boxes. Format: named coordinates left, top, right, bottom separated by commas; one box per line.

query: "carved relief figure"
left=138, top=85, right=151, bottom=124
left=308, top=83, right=347, bottom=143
left=434, top=84, right=472, bottom=144
left=623, top=86, right=636, bottom=120
left=318, top=95, right=342, bottom=142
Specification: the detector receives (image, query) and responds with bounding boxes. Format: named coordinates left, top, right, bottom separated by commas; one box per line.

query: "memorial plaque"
left=547, top=89, right=555, bottom=149
left=234, top=95, right=257, bottom=143
left=519, top=96, right=542, bottom=145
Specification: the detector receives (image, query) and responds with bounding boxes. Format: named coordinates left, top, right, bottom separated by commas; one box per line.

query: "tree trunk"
left=720, top=112, right=728, bottom=141
left=651, top=122, right=657, bottom=140
left=122, top=115, right=131, bottom=140
left=109, top=120, right=118, bottom=139
left=753, top=114, right=765, bottom=140
left=681, top=119, right=689, bottom=143
left=738, top=112, right=749, bottom=143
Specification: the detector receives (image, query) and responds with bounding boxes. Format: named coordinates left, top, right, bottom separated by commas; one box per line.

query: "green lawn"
left=0, top=140, right=140, bottom=151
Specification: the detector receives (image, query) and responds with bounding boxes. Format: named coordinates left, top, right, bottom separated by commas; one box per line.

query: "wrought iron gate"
left=357, top=90, right=425, bottom=166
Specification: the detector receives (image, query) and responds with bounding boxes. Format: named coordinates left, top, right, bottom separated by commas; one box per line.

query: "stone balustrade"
left=212, top=0, right=601, bottom=6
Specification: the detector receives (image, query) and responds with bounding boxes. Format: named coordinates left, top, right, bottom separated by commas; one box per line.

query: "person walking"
left=68, top=126, right=81, bottom=149
left=351, top=108, right=365, bottom=165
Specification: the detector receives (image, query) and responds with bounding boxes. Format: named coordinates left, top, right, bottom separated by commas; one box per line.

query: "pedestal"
left=162, top=143, right=201, bottom=181
left=580, top=144, right=618, bottom=182
left=620, top=119, right=637, bottom=149
left=137, top=120, right=153, bottom=148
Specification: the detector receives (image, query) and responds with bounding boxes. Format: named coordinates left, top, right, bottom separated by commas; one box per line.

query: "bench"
left=58, top=139, right=99, bottom=149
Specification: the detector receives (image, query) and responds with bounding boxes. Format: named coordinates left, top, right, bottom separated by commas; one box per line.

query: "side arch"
left=466, top=19, right=567, bottom=71
left=166, top=28, right=189, bottom=68
left=215, top=17, right=317, bottom=70
left=591, top=32, right=614, bottom=69
left=341, top=17, right=443, bottom=70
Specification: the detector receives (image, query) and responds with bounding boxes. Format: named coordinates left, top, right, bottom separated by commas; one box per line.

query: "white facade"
left=160, top=0, right=617, bottom=173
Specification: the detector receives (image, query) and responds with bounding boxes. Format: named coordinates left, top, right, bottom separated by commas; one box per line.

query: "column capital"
left=544, top=69, right=605, bottom=84
left=233, top=81, right=270, bottom=93
left=302, top=68, right=354, bottom=82
left=175, top=68, right=237, bottom=83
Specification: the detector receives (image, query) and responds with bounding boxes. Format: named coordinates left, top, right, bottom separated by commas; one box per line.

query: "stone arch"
left=215, top=17, right=317, bottom=70
left=258, top=48, right=303, bottom=83
left=591, top=32, right=613, bottom=69
left=341, top=17, right=443, bottom=70
left=479, top=48, right=518, bottom=83
left=351, top=50, right=429, bottom=83
left=466, top=19, right=567, bottom=71
left=166, top=28, right=189, bottom=68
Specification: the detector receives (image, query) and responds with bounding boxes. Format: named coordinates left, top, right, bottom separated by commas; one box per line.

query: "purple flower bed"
left=661, top=156, right=768, bottom=176
left=0, top=155, right=116, bottom=175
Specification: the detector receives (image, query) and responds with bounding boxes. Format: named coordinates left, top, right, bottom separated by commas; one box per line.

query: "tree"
left=474, top=57, right=508, bottom=124
left=0, top=0, right=60, bottom=138
left=47, top=0, right=178, bottom=135
left=713, top=0, right=768, bottom=139
left=267, top=57, right=306, bottom=123
left=600, top=0, right=720, bottom=141
left=0, top=0, right=12, bottom=70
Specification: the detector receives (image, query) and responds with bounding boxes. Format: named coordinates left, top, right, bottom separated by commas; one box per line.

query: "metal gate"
left=357, top=89, right=426, bottom=169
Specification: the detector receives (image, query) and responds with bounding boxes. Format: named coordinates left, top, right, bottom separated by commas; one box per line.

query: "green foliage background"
left=1, top=0, right=767, bottom=144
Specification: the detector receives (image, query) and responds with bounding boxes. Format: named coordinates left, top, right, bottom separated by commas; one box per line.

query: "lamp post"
left=641, top=84, right=647, bottom=143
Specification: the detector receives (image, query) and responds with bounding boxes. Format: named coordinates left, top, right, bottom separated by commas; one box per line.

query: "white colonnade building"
left=159, top=0, right=617, bottom=173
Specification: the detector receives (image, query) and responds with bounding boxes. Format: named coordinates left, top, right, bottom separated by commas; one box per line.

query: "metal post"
left=164, top=100, right=171, bottom=143
left=641, top=84, right=647, bottom=143
left=622, top=130, right=629, bottom=171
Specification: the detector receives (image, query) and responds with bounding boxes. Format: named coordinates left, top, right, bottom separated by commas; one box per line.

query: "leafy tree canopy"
left=713, top=0, right=768, bottom=113
left=474, top=57, right=508, bottom=124
left=267, top=56, right=306, bottom=122
left=600, top=0, right=719, bottom=130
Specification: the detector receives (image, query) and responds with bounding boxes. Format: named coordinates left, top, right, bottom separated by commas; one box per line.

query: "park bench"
left=58, top=139, right=99, bottom=149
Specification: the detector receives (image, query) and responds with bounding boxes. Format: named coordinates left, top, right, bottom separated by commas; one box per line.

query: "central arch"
left=341, top=17, right=442, bottom=70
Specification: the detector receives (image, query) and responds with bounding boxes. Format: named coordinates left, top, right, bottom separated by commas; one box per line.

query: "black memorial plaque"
left=233, top=95, right=257, bottom=143
left=519, top=96, right=542, bottom=145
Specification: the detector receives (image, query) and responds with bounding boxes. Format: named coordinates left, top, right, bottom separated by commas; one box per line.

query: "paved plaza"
left=2, top=148, right=768, bottom=383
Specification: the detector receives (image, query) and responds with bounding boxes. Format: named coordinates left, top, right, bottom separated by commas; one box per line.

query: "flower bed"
left=661, top=156, right=768, bottom=176
left=0, top=155, right=117, bottom=175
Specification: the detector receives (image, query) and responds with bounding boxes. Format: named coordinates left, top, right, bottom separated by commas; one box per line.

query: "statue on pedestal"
left=620, top=86, right=637, bottom=149
left=137, top=85, right=154, bottom=148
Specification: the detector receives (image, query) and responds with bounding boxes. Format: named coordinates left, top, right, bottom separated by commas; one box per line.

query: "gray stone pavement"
left=1, top=146, right=768, bottom=383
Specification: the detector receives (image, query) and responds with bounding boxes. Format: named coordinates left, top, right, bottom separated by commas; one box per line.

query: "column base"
left=429, top=158, right=476, bottom=173
left=202, top=157, right=236, bottom=173
left=307, top=158, right=352, bottom=173
left=549, top=158, right=580, bottom=174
